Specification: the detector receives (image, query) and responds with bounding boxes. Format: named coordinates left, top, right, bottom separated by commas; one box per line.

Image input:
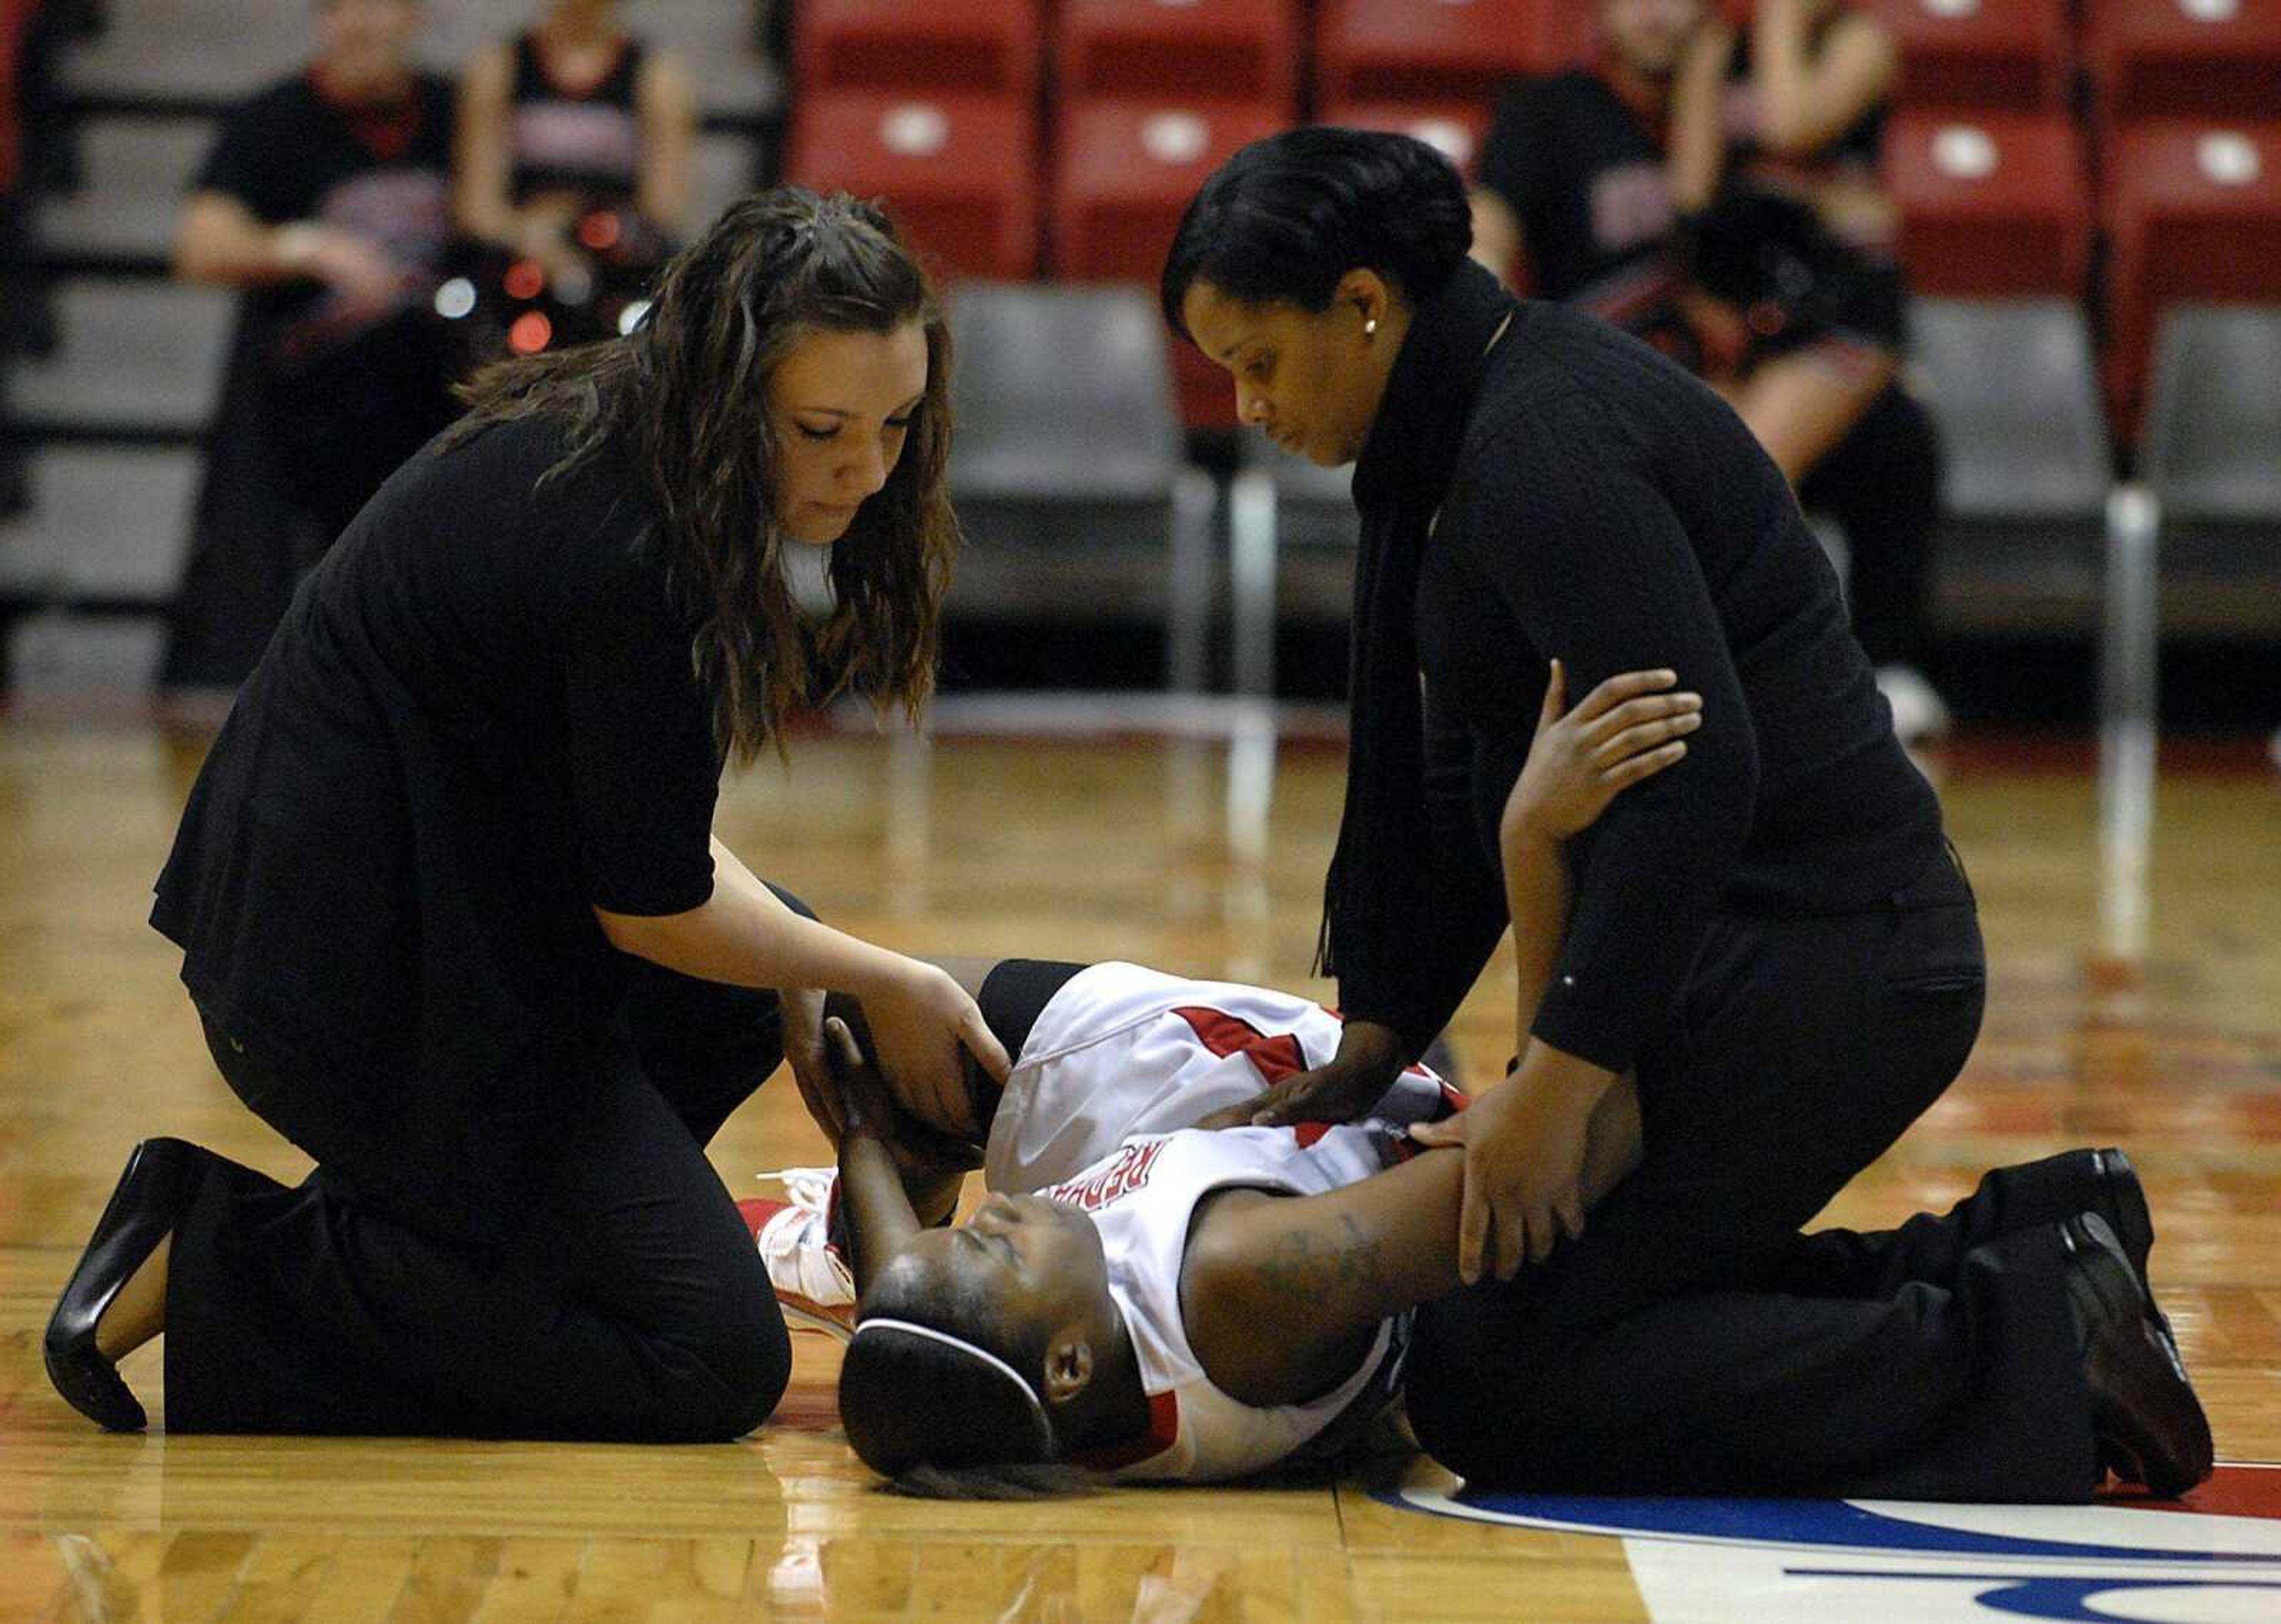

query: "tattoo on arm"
left=1247, top=1214, right=1387, bottom=1317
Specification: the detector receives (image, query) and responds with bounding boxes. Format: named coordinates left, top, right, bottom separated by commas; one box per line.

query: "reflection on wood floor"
left=2, top=720, right=2276, bottom=1622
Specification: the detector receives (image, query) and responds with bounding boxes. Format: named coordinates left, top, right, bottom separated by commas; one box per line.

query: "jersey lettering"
left=1048, top=1138, right=1167, bottom=1212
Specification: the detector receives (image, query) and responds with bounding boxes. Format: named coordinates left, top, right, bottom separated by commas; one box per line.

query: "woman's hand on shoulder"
left=1503, top=660, right=1701, bottom=842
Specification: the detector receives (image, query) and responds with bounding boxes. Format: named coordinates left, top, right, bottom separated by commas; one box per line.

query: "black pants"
left=163, top=940, right=803, bottom=1441
left=1800, top=383, right=1943, bottom=672
left=1404, top=851, right=2102, bottom=1502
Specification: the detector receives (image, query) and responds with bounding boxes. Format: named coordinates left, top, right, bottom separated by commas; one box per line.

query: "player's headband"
left=852, top=1317, right=1056, bottom=1456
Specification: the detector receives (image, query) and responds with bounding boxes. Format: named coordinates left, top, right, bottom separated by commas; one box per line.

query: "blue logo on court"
left=1376, top=1465, right=2281, bottom=1623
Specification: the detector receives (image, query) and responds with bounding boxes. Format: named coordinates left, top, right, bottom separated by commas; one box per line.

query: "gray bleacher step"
left=37, top=115, right=214, bottom=261
left=4, top=613, right=168, bottom=700
left=633, top=3, right=783, bottom=119
left=5, top=279, right=234, bottom=432
left=690, top=133, right=760, bottom=233
left=59, top=0, right=308, bottom=105
left=0, top=446, right=200, bottom=601
left=65, top=0, right=779, bottom=120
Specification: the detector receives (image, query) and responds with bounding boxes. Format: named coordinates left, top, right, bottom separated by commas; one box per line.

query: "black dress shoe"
left=2059, top=1212, right=2213, bottom=1499
left=2086, top=1148, right=2178, bottom=1345
left=2084, top=1150, right=2153, bottom=1278
left=44, top=1137, right=214, bottom=1432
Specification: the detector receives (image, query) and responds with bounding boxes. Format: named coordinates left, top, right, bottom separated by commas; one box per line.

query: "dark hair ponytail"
left=1161, top=127, right=1473, bottom=340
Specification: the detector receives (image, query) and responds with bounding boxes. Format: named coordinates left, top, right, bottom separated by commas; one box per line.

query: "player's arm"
left=824, top=1019, right=965, bottom=1291
left=1180, top=1078, right=1642, bottom=1408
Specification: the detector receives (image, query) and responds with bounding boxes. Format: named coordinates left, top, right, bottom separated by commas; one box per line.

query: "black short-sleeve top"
left=1474, top=71, right=1686, bottom=337
left=192, top=70, right=457, bottom=339
left=153, top=413, right=722, bottom=1096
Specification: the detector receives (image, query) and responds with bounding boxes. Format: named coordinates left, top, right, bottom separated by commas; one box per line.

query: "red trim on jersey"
left=1177, top=1000, right=1465, bottom=1125
left=1075, top=1390, right=1182, bottom=1471
left=1173, top=1006, right=1307, bottom=1086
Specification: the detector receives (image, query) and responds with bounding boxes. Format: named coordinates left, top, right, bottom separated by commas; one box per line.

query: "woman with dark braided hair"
left=42, top=188, right=1008, bottom=1442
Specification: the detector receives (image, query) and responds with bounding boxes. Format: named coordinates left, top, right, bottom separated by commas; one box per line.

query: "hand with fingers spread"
left=1508, top=659, right=1701, bottom=839
left=860, top=956, right=1012, bottom=1140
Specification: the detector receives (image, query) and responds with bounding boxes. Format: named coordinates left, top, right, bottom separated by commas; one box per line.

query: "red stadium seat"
left=1883, top=110, right=2090, bottom=295
left=2101, top=120, right=2281, bottom=439
left=2086, top=0, right=2281, bottom=125
left=1317, top=98, right=1495, bottom=178
left=1315, top=0, right=1594, bottom=105
left=1854, top=0, right=2072, bottom=111
left=1052, top=97, right=1291, bottom=425
left=0, top=0, right=33, bottom=194
left=1058, top=0, right=1299, bottom=104
left=794, top=0, right=1043, bottom=100
left=786, top=92, right=1041, bottom=281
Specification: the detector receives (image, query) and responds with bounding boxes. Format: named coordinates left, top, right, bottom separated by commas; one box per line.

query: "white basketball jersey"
left=979, top=963, right=1465, bottom=1484
left=984, top=962, right=1462, bottom=1197
left=1039, top=1121, right=1414, bottom=1483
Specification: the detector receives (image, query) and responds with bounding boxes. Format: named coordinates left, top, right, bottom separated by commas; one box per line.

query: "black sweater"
left=1335, top=261, right=1944, bottom=1073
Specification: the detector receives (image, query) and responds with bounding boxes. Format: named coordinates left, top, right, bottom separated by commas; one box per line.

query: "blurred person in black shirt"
left=166, top=0, right=458, bottom=691
left=452, top=0, right=696, bottom=345
left=1471, top=0, right=1950, bottom=744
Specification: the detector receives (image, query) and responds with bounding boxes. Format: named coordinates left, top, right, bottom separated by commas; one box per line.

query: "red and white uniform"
left=984, top=962, right=1461, bottom=1196
left=986, top=963, right=1464, bottom=1483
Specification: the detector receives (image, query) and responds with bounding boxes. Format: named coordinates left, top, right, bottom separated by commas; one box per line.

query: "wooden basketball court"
left=3, top=718, right=2276, bottom=1622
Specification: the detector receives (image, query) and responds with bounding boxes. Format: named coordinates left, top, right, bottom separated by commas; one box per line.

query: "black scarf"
left=1319, top=260, right=1520, bottom=1025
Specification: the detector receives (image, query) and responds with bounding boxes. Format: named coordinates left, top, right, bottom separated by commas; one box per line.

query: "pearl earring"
left=1364, top=317, right=1379, bottom=338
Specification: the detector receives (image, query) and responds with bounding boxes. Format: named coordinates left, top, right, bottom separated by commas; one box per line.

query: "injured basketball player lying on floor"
left=740, top=666, right=1688, bottom=1492
left=753, top=972, right=1641, bottom=1493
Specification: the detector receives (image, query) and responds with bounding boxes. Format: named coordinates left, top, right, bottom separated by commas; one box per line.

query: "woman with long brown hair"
left=43, top=188, right=1006, bottom=1442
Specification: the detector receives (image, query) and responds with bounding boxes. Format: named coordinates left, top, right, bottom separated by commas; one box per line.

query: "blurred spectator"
left=1471, top=0, right=1949, bottom=744
left=166, top=0, right=458, bottom=691
left=1678, top=0, right=1948, bottom=740
left=453, top=0, right=694, bottom=339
